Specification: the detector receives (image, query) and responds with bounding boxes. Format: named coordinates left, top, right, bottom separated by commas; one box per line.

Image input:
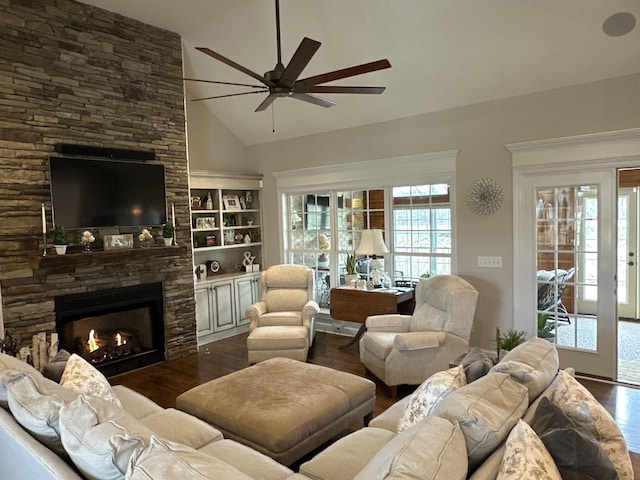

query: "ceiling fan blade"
left=183, top=78, right=266, bottom=89
left=305, top=86, right=386, bottom=94
left=291, top=93, right=335, bottom=108
left=298, top=59, right=391, bottom=87
left=279, top=37, right=321, bottom=88
left=196, top=47, right=276, bottom=87
left=191, top=90, right=268, bottom=102
left=255, top=93, right=287, bottom=112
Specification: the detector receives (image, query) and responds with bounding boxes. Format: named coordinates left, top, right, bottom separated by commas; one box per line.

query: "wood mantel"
left=31, top=245, right=188, bottom=271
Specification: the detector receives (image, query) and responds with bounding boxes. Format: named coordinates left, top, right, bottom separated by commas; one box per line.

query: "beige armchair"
left=359, top=275, right=478, bottom=396
left=246, top=264, right=320, bottom=363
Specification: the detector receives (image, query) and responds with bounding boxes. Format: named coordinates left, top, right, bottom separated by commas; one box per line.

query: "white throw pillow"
left=7, top=374, right=78, bottom=457
left=397, top=366, right=466, bottom=432
left=551, top=370, right=633, bottom=480
left=497, top=419, right=561, bottom=480
left=127, top=436, right=255, bottom=480
left=60, top=354, right=122, bottom=407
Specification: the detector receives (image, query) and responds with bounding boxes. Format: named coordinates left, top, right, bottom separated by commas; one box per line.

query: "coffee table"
left=175, top=357, right=376, bottom=466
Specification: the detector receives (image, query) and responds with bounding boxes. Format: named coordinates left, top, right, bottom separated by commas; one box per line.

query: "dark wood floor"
left=111, top=332, right=640, bottom=476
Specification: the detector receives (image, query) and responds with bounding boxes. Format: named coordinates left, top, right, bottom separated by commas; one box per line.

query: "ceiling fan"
left=185, top=0, right=391, bottom=112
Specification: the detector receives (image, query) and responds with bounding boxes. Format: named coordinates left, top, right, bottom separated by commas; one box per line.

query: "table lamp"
left=356, top=229, right=389, bottom=287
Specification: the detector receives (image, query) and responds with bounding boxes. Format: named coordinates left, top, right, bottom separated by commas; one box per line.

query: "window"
left=284, top=183, right=452, bottom=307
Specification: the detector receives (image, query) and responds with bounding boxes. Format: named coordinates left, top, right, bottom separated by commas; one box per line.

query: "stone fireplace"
left=0, top=0, right=197, bottom=363
left=55, top=283, right=165, bottom=376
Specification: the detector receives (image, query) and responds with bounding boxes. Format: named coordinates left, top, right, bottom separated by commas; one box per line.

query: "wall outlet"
left=478, top=256, right=502, bottom=268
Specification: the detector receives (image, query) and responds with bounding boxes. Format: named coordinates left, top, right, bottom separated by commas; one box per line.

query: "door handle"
left=628, top=261, right=635, bottom=266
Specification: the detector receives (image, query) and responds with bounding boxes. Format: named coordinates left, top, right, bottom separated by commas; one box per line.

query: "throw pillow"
left=397, top=366, right=466, bottom=432
left=7, top=373, right=78, bottom=457
left=461, top=347, right=493, bottom=383
left=43, top=349, right=71, bottom=383
left=530, top=397, right=618, bottom=480
left=354, top=415, right=467, bottom=480
left=60, top=354, right=122, bottom=407
left=490, top=337, right=559, bottom=402
left=0, top=353, right=43, bottom=409
left=127, top=436, right=255, bottom=480
left=497, top=419, right=561, bottom=480
left=59, top=395, right=153, bottom=480
left=431, top=372, right=529, bottom=472
left=551, top=370, right=633, bottom=480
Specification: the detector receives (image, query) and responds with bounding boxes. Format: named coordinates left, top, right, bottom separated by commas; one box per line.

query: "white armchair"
left=246, top=264, right=320, bottom=363
left=359, top=275, right=478, bottom=396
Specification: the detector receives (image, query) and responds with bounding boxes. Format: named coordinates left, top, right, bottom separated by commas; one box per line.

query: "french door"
left=515, top=169, right=617, bottom=379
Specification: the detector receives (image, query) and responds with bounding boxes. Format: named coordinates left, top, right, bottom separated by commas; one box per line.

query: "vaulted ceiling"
left=78, top=1, right=640, bottom=146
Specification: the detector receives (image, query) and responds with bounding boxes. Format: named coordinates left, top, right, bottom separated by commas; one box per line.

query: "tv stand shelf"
left=31, top=245, right=188, bottom=271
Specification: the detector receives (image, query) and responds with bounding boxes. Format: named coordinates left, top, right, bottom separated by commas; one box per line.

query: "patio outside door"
left=517, top=170, right=617, bottom=380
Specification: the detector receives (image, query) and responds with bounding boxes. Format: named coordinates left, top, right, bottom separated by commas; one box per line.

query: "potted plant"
left=53, top=225, right=67, bottom=255
left=344, top=253, right=358, bottom=286
left=162, top=224, right=174, bottom=246
left=537, top=313, right=555, bottom=339
left=495, top=327, right=527, bottom=360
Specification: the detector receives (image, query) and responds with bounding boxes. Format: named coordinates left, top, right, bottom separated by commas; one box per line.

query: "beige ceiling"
left=78, top=1, right=640, bottom=146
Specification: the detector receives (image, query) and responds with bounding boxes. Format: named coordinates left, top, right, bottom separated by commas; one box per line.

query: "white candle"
left=41, top=203, right=46, bottom=234
left=171, top=203, right=176, bottom=228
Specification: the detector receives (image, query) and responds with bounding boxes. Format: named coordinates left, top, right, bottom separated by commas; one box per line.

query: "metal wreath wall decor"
left=466, top=178, right=503, bottom=215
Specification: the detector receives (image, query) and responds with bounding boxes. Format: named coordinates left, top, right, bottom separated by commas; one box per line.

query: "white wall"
left=188, top=72, right=640, bottom=349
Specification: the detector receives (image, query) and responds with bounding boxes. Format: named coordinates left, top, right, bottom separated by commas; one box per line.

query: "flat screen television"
left=49, top=156, right=167, bottom=229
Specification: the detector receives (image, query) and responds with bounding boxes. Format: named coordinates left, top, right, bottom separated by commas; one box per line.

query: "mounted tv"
left=49, top=156, right=167, bottom=229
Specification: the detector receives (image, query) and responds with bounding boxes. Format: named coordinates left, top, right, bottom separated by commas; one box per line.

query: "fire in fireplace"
left=54, top=283, right=165, bottom=376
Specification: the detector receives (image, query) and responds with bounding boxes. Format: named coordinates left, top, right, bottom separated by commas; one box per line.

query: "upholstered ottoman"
left=246, top=325, right=309, bottom=363
left=175, top=357, right=376, bottom=466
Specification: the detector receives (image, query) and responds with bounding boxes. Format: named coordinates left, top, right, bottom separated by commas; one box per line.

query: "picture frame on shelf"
left=104, top=234, right=134, bottom=250
left=223, top=195, right=241, bottom=211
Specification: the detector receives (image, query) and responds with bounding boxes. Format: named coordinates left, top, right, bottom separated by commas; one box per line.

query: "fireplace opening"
left=55, top=283, right=165, bottom=377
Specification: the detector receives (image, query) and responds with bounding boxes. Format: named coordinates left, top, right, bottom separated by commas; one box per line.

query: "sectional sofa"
left=0, top=337, right=633, bottom=479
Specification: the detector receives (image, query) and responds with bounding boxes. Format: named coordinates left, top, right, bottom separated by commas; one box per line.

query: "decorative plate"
left=466, top=178, right=503, bottom=216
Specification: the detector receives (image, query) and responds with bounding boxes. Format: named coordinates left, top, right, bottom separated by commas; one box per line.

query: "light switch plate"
left=478, top=256, right=502, bottom=268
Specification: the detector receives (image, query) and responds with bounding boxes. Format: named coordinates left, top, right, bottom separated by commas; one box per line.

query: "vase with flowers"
left=139, top=228, right=153, bottom=247
left=80, top=230, right=95, bottom=252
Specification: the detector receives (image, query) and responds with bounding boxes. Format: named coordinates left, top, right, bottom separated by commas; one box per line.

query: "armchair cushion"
left=256, top=312, right=303, bottom=327
left=301, top=300, right=320, bottom=318
left=264, top=290, right=310, bottom=313
left=409, top=302, right=447, bottom=332
left=360, top=332, right=398, bottom=359
left=365, top=314, right=411, bottom=333
left=393, top=331, right=447, bottom=351
left=246, top=301, right=267, bottom=319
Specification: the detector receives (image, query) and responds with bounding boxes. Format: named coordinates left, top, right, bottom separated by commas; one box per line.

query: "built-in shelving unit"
left=189, top=172, right=263, bottom=343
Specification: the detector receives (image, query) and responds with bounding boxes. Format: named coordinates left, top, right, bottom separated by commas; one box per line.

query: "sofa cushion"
left=299, top=427, right=395, bottom=480
left=550, top=370, right=633, bottom=480
left=497, top=419, right=560, bottom=480
left=353, top=416, right=467, bottom=480
left=199, top=439, right=294, bottom=480
left=6, top=373, right=78, bottom=457
left=461, top=347, right=493, bottom=383
left=138, top=408, right=223, bottom=449
left=59, top=395, right=153, bottom=480
left=126, top=436, right=254, bottom=480
left=490, top=337, right=558, bottom=402
left=0, top=353, right=43, bottom=409
left=60, top=354, right=122, bottom=407
left=111, top=385, right=164, bottom=419
left=431, top=372, right=529, bottom=472
left=397, top=365, right=466, bottom=432
left=529, top=397, right=618, bottom=480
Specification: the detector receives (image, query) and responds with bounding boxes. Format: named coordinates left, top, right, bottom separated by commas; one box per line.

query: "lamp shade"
left=356, top=229, right=389, bottom=256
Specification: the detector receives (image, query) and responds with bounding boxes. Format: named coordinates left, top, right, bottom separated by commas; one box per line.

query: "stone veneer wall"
left=0, top=0, right=197, bottom=359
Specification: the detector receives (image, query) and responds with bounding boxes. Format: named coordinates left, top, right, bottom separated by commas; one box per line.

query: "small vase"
left=54, top=245, right=67, bottom=255
left=82, top=242, right=91, bottom=253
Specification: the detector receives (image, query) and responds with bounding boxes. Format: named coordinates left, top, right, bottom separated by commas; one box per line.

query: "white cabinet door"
left=235, top=274, right=260, bottom=326
left=211, top=280, right=235, bottom=332
left=195, top=285, right=214, bottom=336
